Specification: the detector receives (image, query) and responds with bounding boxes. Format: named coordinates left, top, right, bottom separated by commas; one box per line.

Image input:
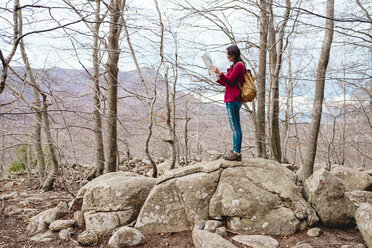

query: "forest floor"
left=0, top=171, right=366, bottom=248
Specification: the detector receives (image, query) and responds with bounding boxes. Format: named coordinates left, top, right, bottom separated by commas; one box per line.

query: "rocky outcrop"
left=81, top=172, right=155, bottom=212
left=355, top=203, right=372, bottom=248
left=134, top=177, right=193, bottom=233
left=135, top=160, right=223, bottom=234
left=135, top=158, right=318, bottom=236
left=303, top=169, right=355, bottom=227
left=26, top=201, right=68, bottom=235
left=210, top=159, right=317, bottom=235
left=331, top=166, right=372, bottom=191
left=70, top=172, right=142, bottom=211
left=72, top=172, right=156, bottom=235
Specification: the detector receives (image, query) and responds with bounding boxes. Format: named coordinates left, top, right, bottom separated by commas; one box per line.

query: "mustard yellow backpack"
left=239, top=68, right=257, bottom=102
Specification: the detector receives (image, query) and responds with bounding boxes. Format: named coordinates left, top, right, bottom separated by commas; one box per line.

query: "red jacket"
left=216, top=62, right=245, bottom=103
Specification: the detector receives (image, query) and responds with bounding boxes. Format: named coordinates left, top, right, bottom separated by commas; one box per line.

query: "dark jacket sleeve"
left=218, top=62, right=245, bottom=87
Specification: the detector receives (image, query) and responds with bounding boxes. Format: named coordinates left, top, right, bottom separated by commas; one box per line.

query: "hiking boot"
left=223, top=150, right=242, bottom=161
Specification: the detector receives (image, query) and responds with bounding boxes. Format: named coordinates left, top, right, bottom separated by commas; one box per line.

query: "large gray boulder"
left=75, top=172, right=156, bottom=235
left=331, top=166, right=372, bottom=191
left=70, top=172, right=141, bottom=211
left=81, top=172, right=155, bottom=212
left=134, top=178, right=192, bottom=233
left=303, top=169, right=355, bottom=227
left=176, top=169, right=222, bottom=224
left=210, top=159, right=318, bottom=235
left=192, top=229, right=237, bottom=248
left=135, top=158, right=317, bottom=236
left=355, top=203, right=372, bottom=248
left=135, top=161, right=223, bottom=233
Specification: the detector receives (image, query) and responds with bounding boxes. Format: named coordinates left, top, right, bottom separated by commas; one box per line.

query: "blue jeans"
left=226, top=99, right=242, bottom=153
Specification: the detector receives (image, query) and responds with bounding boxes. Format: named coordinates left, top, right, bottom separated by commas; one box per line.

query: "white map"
left=201, top=52, right=218, bottom=81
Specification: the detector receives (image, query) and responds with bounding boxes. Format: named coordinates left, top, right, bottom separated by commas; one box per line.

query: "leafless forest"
left=0, top=0, right=371, bottom=189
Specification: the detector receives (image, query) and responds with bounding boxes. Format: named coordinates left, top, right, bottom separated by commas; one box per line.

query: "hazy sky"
left=1, top=0, right=371, bottom=112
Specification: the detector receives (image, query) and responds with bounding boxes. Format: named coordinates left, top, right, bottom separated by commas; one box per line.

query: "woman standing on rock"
left=211, top=45, right=246, bottom=161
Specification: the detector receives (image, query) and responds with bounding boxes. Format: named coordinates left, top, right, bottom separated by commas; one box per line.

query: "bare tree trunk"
left=18, top=9, right=46, bottom=185
left=293, top=118, right=304, bottom=165
left=104, top=0, right=125, bottom=173
left=0, top=0, right=20, bottom=95
left=26, top=145, right=33, bottom=186
left=197, top=91, right=202, bottom=155
left=124, top=1, right=157, bottom=175
left=302, top=0, right=335, bottom=182
left=32, top=108, right=45, bottom=184
left=256, top=0, right=269, bottom=158
left=90, top=0, right=105, bottom=178
left=41, top=95, right=59, bottom=191
left=184, top=100, right=190, bottom=166
left=369, top=46, right=372, bottom=123
left=172, top=35, right=179, bottom=168
left=147, top=95, right=158, bottom=178
left=268, top=0, right=290, bottom=162
left=154, top=0, right=177, bottom=169
left=282, top=44, right=293, bottom=163
left=163, top=64, right=177, bottom=169
left=340, top=66, right=347, bottom=165
left=0, top=128, right=4, bottom=179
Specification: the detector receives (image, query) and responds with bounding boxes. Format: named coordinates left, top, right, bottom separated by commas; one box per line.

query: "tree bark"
left=163, top=64, right=176, bottom=169
left=0, top=0, right=20, bottom=95
left=282, top=44, right=293, bottom=164
left=104, top=0, right=125, bottom=173
left=41, top=95, right=59, bottom=191
left=18, top=7, right=46, bottom=185
left=256, top=0, right=269, bottom=158
left=302, top=0, right=335, bottom=181
left=268, top=0, right=290, bottom=162
left=369, top=46, right=372, bottom=123
left=91, top=0, right=105, bottom=178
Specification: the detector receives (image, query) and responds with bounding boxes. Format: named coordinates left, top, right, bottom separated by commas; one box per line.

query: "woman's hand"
left=211, top=65, right=222, bottom=76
